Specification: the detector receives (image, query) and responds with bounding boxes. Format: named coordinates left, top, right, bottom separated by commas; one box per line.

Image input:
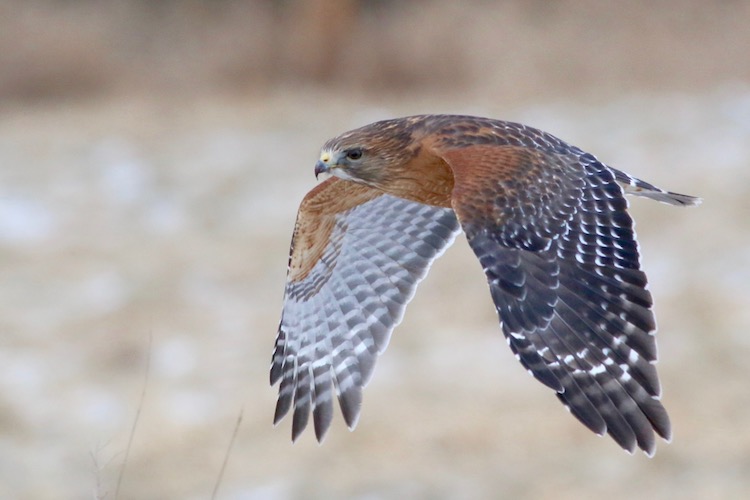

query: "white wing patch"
left=271, top=193, right=461, bottom=441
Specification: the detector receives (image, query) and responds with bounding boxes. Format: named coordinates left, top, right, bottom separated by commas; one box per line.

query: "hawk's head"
left=314, top=145, right=371, bottom=182
left=314, top=117, right=424, bottom=187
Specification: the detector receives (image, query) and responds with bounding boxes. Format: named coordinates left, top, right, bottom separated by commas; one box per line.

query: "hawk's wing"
left=438, top=141, right=671, bottom=456
left=271, top=177, right=460, bottom=441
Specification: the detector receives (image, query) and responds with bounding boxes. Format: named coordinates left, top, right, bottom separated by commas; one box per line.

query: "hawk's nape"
left=272, top=114, right=699, bottom=454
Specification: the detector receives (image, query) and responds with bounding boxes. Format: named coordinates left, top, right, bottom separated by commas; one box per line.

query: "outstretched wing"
left=271, top=177, right=460, bottom=441
left=437, top=134, right=671, bottom=456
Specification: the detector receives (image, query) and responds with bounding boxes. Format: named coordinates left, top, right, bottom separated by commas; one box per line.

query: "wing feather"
left=433, top=128, right=671, bottom=455
left=272, top=178, right=460, bottom=441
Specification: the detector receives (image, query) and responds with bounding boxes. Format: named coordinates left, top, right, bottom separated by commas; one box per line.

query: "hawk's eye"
left=346, top=148, right=363, bottom=160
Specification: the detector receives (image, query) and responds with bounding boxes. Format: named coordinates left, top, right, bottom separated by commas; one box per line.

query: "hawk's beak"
left=315, top=152, right=333, bottom=179
left=314, top=160, right=329, bottom=179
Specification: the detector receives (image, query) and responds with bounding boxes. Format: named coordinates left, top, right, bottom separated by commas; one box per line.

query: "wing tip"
left=338, top=387, right=363, bottom=430
left=313, top=404, right=334, bottom=443
left=291, top=406, right=310, bottom=442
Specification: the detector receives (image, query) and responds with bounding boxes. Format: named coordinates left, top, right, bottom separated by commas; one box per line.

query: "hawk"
left=270, top=114, right=699, bottom=455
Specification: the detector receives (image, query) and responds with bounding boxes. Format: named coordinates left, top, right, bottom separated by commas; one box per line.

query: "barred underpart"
left=271, top=193, right=460, bottom=441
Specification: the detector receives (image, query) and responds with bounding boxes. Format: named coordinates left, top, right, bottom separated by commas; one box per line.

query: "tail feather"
left=611, top=168, right=701, bottom=207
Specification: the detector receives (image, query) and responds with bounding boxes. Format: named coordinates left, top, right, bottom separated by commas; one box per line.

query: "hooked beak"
left=314, top=151, right=334, bottom=179
left=314, top=160, right=329, bottom=179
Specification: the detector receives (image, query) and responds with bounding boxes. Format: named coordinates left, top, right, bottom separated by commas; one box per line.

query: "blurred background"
left=1, top=0, right=749, bottom=498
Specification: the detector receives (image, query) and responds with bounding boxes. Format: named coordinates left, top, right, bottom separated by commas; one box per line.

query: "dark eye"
left=346, top=148, right=363, bottom=160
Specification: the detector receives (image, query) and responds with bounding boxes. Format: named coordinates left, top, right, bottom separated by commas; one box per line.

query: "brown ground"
left=1, top=1, right=749, bottom=499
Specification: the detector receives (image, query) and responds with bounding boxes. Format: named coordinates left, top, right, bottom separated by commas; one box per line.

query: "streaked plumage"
left=271, top=114, right=699, bottom=455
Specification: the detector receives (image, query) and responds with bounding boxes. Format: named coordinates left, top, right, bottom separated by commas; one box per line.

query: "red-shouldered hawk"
left=271, top=115, right=699, bottom=455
